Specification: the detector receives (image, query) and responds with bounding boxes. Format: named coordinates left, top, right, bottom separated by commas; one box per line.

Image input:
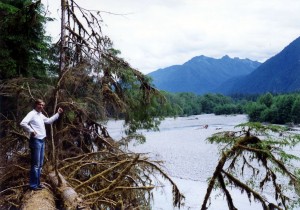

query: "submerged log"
left=20, top=188, right=56, bottom=210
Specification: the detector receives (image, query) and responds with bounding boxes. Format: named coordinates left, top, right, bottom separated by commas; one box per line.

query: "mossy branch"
left=75, top=158, right=133, bottom=191
left=222, top=170, right=283, bottom=210
left=203, top=123, right=300, bottom=209
left=83, top=155, right=139, bottom=199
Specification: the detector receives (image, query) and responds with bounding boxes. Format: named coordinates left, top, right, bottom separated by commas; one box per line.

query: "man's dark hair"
left=34, top=99, right=45, bottom=107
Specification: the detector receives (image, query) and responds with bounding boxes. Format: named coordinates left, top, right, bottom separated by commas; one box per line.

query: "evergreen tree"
left=291, top=97, right=300, bottom=124
left=274, top=95, right=294, bottom=123
left=0, top=0, right=52, bottom=79
left=245, top=102, right=267, bottom=122
left=258, top=92, right=273, bottom=108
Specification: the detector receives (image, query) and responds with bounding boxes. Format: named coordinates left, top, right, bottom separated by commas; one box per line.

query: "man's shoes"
left=30, top=187, right=43, bottom=191
left=29, top=185, right=45, bottom=191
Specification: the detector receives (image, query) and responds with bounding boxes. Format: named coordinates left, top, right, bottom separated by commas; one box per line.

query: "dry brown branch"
left=115, top=186, right=155, bottom=190
left=75, top=158, right=133, bottom=191
left=0, top=185, right=28, bottom=195
left=83, top=155, right=139, bottom=199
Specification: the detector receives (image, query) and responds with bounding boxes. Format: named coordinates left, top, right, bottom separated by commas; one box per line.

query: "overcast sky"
left=42, top=0, right=300, bottom=74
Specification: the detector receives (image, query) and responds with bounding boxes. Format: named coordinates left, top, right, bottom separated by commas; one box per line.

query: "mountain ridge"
left=217, top=36, right=300, bottom=95
left=148, top=36, right=300, bottom=95
left=148, top=55, right=261, bottom=95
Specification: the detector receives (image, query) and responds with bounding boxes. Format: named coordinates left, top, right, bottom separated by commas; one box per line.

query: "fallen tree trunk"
left=19, top=169, right=89, bottom=210
left=20, top=188, right=56, bottom=210
left=48, top=170, right=90, bottom=210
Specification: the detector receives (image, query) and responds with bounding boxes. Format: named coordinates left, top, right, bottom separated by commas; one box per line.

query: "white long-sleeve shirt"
left=20, top=109, right=60, bottom=139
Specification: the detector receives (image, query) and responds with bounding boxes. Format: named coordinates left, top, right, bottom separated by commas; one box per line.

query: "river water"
left=107, top=114, right=299, bottom=210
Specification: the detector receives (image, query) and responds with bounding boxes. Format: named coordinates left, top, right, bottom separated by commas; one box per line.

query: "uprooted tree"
left=0, top=0, right=184, bottom=209
left=202, top=122, right=300, bottom=210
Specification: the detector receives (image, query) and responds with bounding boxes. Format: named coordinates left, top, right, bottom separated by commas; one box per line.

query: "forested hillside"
left=160, top=91, right=300, bottom=125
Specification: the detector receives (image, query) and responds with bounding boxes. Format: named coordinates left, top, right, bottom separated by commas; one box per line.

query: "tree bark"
left=48, top=171, right=90, bottom=210
left=20, top=188, right=56, bottom=210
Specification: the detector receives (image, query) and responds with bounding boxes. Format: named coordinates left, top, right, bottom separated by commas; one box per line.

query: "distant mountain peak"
left=221, top=55, right=230, bottom=59
left=148, top=55, right=261, bottom=95
left=148, top=36, right=300, bottom=95
left=218, top=36, right=300, bottom=95
left=186, top=55, right=210, bottom=63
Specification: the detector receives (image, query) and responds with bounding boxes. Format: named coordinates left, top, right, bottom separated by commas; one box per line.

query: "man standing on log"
left=20, top=99, right=63, bottom=191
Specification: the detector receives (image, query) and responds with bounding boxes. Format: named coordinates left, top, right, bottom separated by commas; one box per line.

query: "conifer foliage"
left=202, top=122, right=300, bottom=210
